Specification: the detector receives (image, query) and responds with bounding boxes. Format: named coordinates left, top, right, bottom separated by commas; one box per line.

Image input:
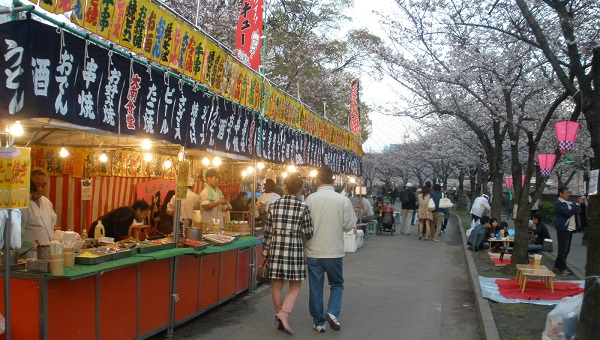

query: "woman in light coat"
left=417, top=186, right=433, bottom=240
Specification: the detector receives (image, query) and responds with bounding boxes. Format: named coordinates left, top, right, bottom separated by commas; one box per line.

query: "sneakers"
left=325, top=313, right=340, bottom=331
left=552, top=267, right=572, bottom=276
left=313, top=324, right=326, bottom=333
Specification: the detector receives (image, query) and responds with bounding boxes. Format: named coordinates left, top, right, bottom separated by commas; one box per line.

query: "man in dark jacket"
left=553, top=186, right=577, bottom=275
left=400, top=183, right=416, bottom=235
left=467, top=216, right=491, bottom=251
left=89, top=200, right=150, bottom=241
left=528, top=213, right=550, bottom=252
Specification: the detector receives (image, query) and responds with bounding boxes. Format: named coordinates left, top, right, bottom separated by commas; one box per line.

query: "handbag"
left=256, top=258, right=270, bottom=283
left=440, top=197, right=453, bottom=209
left=427, top=197, right=436, bottom=211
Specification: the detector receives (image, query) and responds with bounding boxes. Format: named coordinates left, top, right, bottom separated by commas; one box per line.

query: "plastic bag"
left=466, top=219, right=477, bottom=238
left=542, top=293, right=583, bottom=340
left=0, top=312, right=5, bottom=334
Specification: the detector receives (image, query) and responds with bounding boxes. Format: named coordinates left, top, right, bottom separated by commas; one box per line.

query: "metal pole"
left=3, top=210, right=11, bottom=340
left=167, top=197, right=182, bottom=337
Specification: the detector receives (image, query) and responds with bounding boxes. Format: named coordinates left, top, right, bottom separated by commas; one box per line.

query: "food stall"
left=0, top=2, right=363, bottom=338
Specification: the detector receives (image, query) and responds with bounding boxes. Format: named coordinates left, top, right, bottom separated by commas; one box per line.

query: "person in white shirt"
left=200, top=169, right=231, bottom=229
left=22, top=168, right=57, bottom=245
left=256, top=179, right=281, bottom=218
left=167, top=177, right=200, bottom=221
left=304, top=166, right=355, bottom=333
left=357, top=196, right=374, bottom=223
left=470, top=194, right=491, bottom=223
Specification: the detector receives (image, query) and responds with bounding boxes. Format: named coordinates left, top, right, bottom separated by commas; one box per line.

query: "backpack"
left=400, top=189, right=409, bottom=204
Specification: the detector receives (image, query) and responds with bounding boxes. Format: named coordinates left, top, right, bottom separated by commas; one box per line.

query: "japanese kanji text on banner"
left=0, top=147, right=31, bottom=209
left=235, top=0, right=264, bottom=70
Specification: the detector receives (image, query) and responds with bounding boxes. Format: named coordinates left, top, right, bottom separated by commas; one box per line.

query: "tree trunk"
left=458, top=170, right=465, bottom=209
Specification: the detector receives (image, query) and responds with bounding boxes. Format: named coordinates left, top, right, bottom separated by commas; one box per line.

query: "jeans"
left=359, top=215, right=375, bottom=223
left=411, top=212, right=416, bottom=224
left=554, top=230, right=573, bottom=271
left=307, top=257, right=344, bottom=326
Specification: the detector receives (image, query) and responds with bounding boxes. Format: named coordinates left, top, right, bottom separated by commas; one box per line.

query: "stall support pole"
left=167, top=199, right=182, bottom=337
left=2, top=210, right=11, bottom=340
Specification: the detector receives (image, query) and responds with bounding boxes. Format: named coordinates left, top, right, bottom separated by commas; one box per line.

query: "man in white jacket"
left=23, top=168, right=57, bottom=245
left=304, top=166, right=356, bottom=333
left=470, top=194, right=491, bottom=224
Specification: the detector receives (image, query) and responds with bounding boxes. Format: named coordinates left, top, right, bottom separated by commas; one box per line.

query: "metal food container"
left=27, top=259, right=50, bottom=273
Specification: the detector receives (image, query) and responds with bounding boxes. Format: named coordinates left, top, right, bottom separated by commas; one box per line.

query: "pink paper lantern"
left=554, top=121, right=580, bottom=154
left=504, top=177, right=513, bottom=188
left=537, top=154, right=556, bottom=177
left=522, top=174, right=526, bottom=185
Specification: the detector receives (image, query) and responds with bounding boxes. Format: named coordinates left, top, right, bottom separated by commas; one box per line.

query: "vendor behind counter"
left=88, top=200, right=150, bottom=241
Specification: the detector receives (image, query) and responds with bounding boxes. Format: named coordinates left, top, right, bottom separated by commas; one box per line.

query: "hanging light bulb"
left=9, top=121, right=24, bottom=137
left=141, top=139, right=152, bottom=150
left=242, top=170, right=248, bottom=178
left=59, top=147, right=69, bottom=158
left=202, top=157, right=210, bottom=166
left=99, top=152, right=108, bottom=163
left=144, top=153, right=153, bottom=162
left=246, top=166, right=254, bottom=174
left=288, top=165, right=297, bottom=173
left=213, top=157, right=222, bottom=166
left=349, top=177, right=356, bottom=184
left=282, top=172, right=288, bottom=179
left=164, top=159, right=172, bottom=169
left=309, top=169, right=318, bottom=178
left=257, top=162, right=265, bottom=170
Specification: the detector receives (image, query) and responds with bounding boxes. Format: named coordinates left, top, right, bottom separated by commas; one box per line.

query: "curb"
left=453, top=212, right=500, bottom=340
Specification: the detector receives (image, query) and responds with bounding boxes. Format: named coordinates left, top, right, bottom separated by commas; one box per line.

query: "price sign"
left=81, top=179, right=92, bottom=201
left=0, top=147, right=31, bottom=209
left=176, top=161, right=190, bottom=199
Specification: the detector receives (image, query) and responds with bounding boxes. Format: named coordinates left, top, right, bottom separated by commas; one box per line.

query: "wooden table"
left=515, top=264, right=555, bottom=293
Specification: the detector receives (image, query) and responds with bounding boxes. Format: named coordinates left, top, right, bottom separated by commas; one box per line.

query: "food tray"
left=75, top=251, right=114, bottom=265
left=160, top=242, right=176, bottom=250
left=183, top=240, right=209, bottom=251
left=203, top=234, right=235, bottom=246
left=136, top=244, right=162, bottom=254
left=111, top=248, right=134, bottom=260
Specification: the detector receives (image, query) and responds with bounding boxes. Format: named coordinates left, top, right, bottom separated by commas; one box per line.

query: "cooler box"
left=344, top=229, right=363, bottom=252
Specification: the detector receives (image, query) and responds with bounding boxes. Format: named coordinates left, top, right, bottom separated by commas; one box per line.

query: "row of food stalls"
left=0, top=1, right=363, bottom=338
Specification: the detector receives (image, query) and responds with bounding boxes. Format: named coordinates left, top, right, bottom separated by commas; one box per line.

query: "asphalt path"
left=150, top=212, right=482, bottom=340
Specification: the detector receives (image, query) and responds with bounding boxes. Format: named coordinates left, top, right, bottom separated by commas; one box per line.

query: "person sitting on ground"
left=528, top=213, right=550, bottom=252
left=467, top=216, right=492, bottom=251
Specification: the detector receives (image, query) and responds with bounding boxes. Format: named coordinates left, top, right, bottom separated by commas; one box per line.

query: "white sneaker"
left=313, top=324, right=326, bottom=333
left=325, top=313, right=340, bottom=331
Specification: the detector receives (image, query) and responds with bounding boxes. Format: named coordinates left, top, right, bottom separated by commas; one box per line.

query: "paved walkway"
left=150, top=201, right=482, bottom=339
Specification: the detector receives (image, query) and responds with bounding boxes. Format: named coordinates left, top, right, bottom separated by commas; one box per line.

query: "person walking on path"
left=429, top=184, right=444, bottom=242
left=470, top=193, right=491, bottom=224
left=416, top=186, right=433, bottom=240
left=304, top=166, right=356, bottom=333
left=400, top=183, right=416, bottom=235
left=553, top=186, right=578, bottom=276
left=262, top=174, right=313, bottom=335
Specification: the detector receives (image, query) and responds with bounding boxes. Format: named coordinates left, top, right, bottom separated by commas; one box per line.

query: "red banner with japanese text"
left=349, top=78, right=361, bottom=136
left=235, top=0, right=264, bottom=71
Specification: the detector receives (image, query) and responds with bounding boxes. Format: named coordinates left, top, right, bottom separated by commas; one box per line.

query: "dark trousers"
left=471, top=214, right=480, bottom=223
left=554, top=230, right=573, bottom=271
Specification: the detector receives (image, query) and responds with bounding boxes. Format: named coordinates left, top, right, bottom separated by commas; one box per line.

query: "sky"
left=345, top=0, right=415, bottom=153
left=0, top=0, right=408, bottom=153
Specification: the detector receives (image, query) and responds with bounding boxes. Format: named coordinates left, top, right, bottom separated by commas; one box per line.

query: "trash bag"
left=466, top=219, right=477, bottom=239
left=542, top=293, right=583, bottom=340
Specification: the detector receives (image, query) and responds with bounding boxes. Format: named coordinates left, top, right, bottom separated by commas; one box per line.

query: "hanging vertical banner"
left=54, top=0, right=72, bottom=15
left=83, top=0, right=101, bottom=33
left=39, top=0, right=56, bottom=13
left=349, top=78, right=361, bottom=136
left=96, top=0, right=116, bottom=39
left=71, top=0, right=86, bottom=26
left=235, top=0, right=264, bottom=71
left=109, top=0, right=127, bottom=43
left=0, top=147, right=31, bottom=209
left=119, top=0, right=138, bottom=50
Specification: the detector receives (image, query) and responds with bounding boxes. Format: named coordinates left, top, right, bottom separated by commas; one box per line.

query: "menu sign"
left=0, top=147, right=31, bottom=209
left=176, top=161, right=190, bottom=199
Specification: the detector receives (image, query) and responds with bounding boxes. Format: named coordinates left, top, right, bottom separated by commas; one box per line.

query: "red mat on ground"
left=496, top=279, right=584, bottom=300
left=491, top=257, right=511, bottom=266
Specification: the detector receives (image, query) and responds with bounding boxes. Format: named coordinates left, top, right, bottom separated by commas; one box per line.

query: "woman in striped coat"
left=263, top=174, right=313, bottom=335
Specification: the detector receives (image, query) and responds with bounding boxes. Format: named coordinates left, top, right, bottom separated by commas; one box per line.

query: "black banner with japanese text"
left=0, top=19, right=361, bottom=174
